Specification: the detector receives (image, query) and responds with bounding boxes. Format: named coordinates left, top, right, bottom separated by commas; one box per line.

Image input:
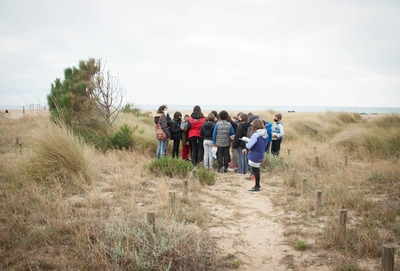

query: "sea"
left=137, top=104, right=400, bottom=114
left=1, top=105, right=400, bottom=114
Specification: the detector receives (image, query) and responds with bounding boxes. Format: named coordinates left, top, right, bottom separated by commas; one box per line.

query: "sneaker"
left=215, top=169, right=221, bottom=173
left=224, top=168, right=229, bottom=173
left=248, top=186, right=260, bottom=192
left=245, top=177, right=253, bottom=180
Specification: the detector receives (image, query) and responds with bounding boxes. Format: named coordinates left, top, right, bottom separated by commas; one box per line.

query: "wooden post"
left=16, top=137, right=19, bottom=145
left=169, top=191, right=176, bottom=212
left=396, top=154, right=399, bottom=163
left=288, top=149, right=291, bottom=155
left=192, top=169, right=197, bottom=179
left=147, top=211, right=156, bottom=233
left=183, top=179, right=189, bottom=196
left=316, top=156, right=320, bottom=167
left=382, top=243, right=396, bottom=271
left=339, top=209, right=348, bottom=239
left=315, top=190, right=322, bottom=214
left=301, top=178, right=307, bottom=198
left=345, top=155, right=348, bottom=167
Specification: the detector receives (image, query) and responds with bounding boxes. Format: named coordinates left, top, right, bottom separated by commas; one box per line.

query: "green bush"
left=112, top=124, right=133, bottom=149
left=197, top=169, right=215, bottom=186
left=148, top=157, right=193, bottom=178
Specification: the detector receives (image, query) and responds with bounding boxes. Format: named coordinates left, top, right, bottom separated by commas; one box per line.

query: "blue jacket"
left=246, top=129, right=269, bottom=163
left=266, top=122, right=272, bottom=143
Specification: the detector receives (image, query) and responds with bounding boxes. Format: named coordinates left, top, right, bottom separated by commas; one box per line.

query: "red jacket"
left=188, top=116, right=206, bottom=138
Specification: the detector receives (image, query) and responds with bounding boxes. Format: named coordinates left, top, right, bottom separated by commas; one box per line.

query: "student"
left=213, top=110, right=234, bottom=173
left=245, top=119, right=268, bottom=192
left=245, top=115, right=260, bottom=180
left=232, top=113, right=250, bottom=175
left=181, top=114, right=190, bottom=160
left=187, top=105, right=206, bottom=166
left=228, top=115, right=238, bottom=170
left=154, top=105, right=171, bottom=159
left=271, top=113, right=284, bottom=156
left=169, top=112, right=183, bottom=158
left=200, top=113, right=216, bottom=170
left=211, top=110, right=219, bottom=124
left=265, top=121, right=273, bottom=153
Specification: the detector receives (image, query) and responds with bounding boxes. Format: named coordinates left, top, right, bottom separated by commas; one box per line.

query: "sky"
left=0, top=0, right=399, bottom=108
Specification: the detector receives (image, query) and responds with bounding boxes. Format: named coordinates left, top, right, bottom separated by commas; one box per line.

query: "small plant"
left=148, top=157, right=193, bottom=178
left=294, top=240, right=308, bottom=251
left=197, top=169, right=216, bottom=186
left=112, top=124, right=133, bottom=149
left=261, top=154, right=286, bottom=172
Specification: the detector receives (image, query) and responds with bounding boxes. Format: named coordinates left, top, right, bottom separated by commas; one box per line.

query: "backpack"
left=155, top=116, right=167, bottom=141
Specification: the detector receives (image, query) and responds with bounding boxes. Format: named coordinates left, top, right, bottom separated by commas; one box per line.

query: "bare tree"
left=91, top=60, right=126, bottom=127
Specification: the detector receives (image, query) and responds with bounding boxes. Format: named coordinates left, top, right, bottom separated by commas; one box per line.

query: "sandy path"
left=199, top=171, right=331, bottom=270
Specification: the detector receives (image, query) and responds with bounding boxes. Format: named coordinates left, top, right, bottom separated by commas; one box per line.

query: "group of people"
left=154, top=105, right=284, bottom=192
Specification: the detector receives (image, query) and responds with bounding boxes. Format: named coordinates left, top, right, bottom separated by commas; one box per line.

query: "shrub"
left=148, top=157, right=193, bottom=178
left=91, top=218, right=216, bottom=270
left=111, top=124, right=133, bottom=149
left=26, top=120, right=97, bottom=188
left=261, top=154, right=287, bottom=172
left=197, top=169, right=216, bottom=186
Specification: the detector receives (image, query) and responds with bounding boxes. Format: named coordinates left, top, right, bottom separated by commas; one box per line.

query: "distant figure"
left=23, top=107, right=25, bottom=115
left=271, top=113, right=284, bottom=156
left=5, top=109, right=9, bottom=114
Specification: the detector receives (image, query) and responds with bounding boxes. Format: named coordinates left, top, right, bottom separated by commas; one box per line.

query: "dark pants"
left=265, top=141, right=271, bottom=153
left=271, top=138, right=282, bottom=156
left=189, top=136, right=204, bottom=166
left=172, top=139, right=180, bottom=158
left=253, top=167, right=261, bottom=188
left=217, top=146, right=230, bottom=170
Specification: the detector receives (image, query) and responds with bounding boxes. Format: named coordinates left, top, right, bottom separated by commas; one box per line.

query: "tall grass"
left=26, top=120, right=97, bottom=190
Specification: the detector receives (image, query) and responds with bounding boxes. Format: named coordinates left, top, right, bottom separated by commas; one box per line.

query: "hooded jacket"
left=266, top=121, right=273, bottom=143
left=187, top=112, right=206, bottom=138
left=232, top=122, right=251, bottom=149
left=170, top=117, right=182, bottom=140
left=154, top=113, right=171, bottom=139
left=246, top=128, right=269, bottom=163
left=200, top=121, right=215, bottom=141
left=247, top=115, right=260, bottom=138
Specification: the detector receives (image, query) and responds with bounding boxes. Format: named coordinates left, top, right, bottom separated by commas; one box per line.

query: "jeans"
left=217, top=146, right=230, bottom=170
left=157, top=139, right=168, bottom=159
left=203, top=140, right=214, bottom=169
left=265, top=141, right=271, bottom=153
left=189, top=136, right=204, bottom=166
left=237, top=146, right=248, bottom=174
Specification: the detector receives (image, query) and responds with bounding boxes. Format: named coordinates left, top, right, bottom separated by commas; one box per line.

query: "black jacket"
left=170, top=118, right=182, bottom=140
left=200, top=121, right=215, bottom=141
left=232, top=122, right=251, bottom=149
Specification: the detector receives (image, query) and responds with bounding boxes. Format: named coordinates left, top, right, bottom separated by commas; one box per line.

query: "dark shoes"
left=248, top=186, right=261, bottom=192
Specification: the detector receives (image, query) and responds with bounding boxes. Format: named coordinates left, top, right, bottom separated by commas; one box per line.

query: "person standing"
left=200, top=113, right=216, bottom=170
left=246, top=119, right=269, bottom=192
left=154, top=105, right=171, bottom=159
left=232, top=113, right=250, bottom=175
left=186, top=105, right=206, bottom=166
left=213, top=110, right=234, bottom=173
left=181, top=114, right=190, bottom=160
left=271, top=113, right=284, bottom=156
left=170, top=112, right=183, bottom=158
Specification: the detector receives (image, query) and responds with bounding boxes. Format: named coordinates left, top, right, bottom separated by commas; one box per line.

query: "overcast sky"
left=0, top=0, right=399, bottom=108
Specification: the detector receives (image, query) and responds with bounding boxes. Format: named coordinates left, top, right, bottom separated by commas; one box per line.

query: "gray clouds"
left=0, top=0, right=399, bottom=107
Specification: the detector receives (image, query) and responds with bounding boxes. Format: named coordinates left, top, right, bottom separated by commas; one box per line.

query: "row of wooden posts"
left=294, top=170, right=396, bottom=270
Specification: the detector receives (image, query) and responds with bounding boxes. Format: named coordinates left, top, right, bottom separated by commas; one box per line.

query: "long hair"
left=192, top=105, right=204, bottom=118
left=157, top=105, right=167, bottom=114
left=251, top=119, right=265, bottom=136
